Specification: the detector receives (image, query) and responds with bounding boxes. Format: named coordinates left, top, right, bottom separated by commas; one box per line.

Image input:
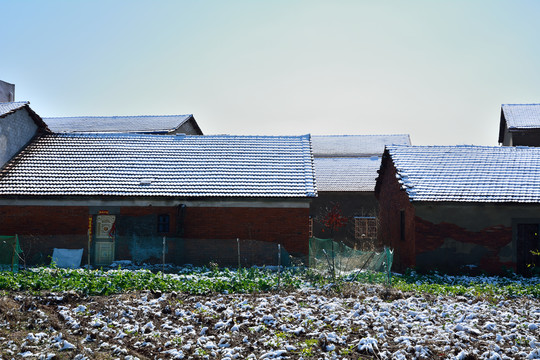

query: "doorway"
left=517, top=223, right=540, bottom=276
left=95, top=215, right=116, bottom=266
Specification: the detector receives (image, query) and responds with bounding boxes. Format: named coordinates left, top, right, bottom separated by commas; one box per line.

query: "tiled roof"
left=0, top=101, right=29, bottom=117
left=384, top=145, right=540, bottom=203
left=502, top=104, right=540, bottom=130
left=43, top=114, right=195, bottom=133
left=0, top=134, right=316, bottom=198
left=311, top=135, right=410, bottom=157
left=315, top=157, right=381, bottom=191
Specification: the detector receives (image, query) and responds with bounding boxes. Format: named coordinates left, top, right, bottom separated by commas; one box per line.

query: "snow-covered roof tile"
left=502, top=104, right=540, bottom=130
left=43, top=114, right=194, bottom=133
left=311, top=134, right=410, bottom=157
left=315, top=157, right=381, bottom=191
left=0, top=101, right=29, bottom=117
left=385, top=145, right=540, bottom=203
left=0, top=133, right=317, bottom=198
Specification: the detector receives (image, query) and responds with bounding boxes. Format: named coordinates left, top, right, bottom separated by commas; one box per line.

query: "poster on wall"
left=96, top=215, right=116, bottom=239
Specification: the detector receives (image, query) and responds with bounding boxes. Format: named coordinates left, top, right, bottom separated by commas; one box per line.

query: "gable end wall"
left=376, top=155, right=416, bottom=272
left=0, top=108, right=38, bottom=168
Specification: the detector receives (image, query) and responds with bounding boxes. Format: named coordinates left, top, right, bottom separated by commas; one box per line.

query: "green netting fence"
left=309, top=237, right=393, bottom=282
left=0, top=235, right=22, bottom=272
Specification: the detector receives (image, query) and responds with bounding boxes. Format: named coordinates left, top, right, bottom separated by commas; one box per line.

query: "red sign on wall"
left=98, top=210, right=109, bottom=215
left=88, top=216, right=93, bottom=238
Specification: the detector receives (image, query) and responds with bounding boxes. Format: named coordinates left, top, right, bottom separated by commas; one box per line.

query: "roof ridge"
left=44, top=114, right=192, bottom=119
left=47, top=133, right=312, bottom=140
left=386, top=144, right=540, bottom=150
left=312, top=134, right=410, bottom=137
left=0, top=101, right=28, bottom=105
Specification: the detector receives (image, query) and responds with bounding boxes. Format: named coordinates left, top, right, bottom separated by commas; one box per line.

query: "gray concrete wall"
left=0, top=108, right=38, bottom=168
left=414, top=202, right=540, bottom=274
left=0, top=81, right=15, bottom=102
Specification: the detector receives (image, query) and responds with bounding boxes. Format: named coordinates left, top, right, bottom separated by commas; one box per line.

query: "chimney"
left=0, top=80, right=15, bottom=102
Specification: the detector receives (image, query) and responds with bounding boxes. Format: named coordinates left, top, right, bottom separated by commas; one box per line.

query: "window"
left=308, top=217, right=313, bottom=238
left=355, top=217, right=377, bottom=239
left=157, top=214, right=170, bottom=233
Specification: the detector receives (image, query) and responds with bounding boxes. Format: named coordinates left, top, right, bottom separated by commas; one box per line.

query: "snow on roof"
left=311, top=135, right=410, bottom=192
left=311, top=134, right=410, bottom=157
left=0, top=101, right=29, bottom=117
left=385, top=145, right=540, bottom=203
left=502, top=104, right=540, bottom=130
left=0, top=133, right=316, bottom=198
left=43, top=114, right=195, bottom=133
left=315, top=157, right=381, bottom=192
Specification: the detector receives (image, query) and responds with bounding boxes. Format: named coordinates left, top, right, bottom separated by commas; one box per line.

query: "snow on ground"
left=1, top=283, right=539, bottom=359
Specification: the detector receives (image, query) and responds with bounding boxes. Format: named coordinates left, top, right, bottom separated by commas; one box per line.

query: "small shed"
left=376, top=145, right=540, bottom=275
left=499, top=103, right=540, bottom=146
left=310, top=134, right=410, bottom=250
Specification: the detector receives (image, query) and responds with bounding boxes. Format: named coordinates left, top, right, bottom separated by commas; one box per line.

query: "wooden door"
left=517, top=223, right=540, bottom=276
left=94, top=215, right=116, bottom=266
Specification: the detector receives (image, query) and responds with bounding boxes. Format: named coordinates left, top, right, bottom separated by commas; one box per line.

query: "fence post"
left=331, top=240, right=336, bottom=281
left=385, top=246, right=392, bottom=285
left=237, top=238, right=241, bottom=269
left=277, top=244, right=281, bottom=290
left=162, top=236, right=166, bottom=274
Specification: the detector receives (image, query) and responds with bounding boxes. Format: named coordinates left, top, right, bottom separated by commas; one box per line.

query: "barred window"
left=354, top=217, right=377, bottom=239
left=157, top=214, right=170, bottom=233
left=309, top=217, right=313, bottom=238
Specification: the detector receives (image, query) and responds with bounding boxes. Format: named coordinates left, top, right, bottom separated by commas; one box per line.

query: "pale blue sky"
left=2, top=1, right=540, bottom=145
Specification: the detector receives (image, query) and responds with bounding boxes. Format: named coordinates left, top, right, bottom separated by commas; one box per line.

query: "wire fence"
left=13, top=235, right=292, bottom=270
left=309, top=237, right=393, bottom=282
left=0, top=235, right=22, bottom=272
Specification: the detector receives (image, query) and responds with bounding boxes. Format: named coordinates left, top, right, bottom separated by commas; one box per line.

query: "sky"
left=2, top=1, right=540, bottom=145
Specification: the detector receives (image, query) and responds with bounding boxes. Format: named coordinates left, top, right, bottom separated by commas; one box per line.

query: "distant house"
left=376, top=145, right=540, bottom=275
left=43, top=114, right=203, bottom=135
left=499, top=103, right=540, bottom=146
left=0, top=101, right=49, bottom=168
left=310, top=135, right=410, bottom=249
left=0, top=132, right=316, bottom=267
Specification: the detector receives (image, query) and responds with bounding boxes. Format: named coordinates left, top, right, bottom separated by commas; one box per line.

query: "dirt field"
left=1, top=284, right=539, bottom=360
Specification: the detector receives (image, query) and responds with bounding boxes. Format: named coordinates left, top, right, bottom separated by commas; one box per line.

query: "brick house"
left=376, top=145, right=540, bottom=275
left=309, top=135, right=410, bottom=250
left=499, top=103, right=540, bottom=146
left=0, top=131, right=316, bottom=267
left=44, top=114, right=203, bottom=135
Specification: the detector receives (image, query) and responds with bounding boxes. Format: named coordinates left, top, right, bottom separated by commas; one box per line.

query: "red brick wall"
left=0, top=204, right=310, bottom=265
left=0, top=206, right=88, bottom=235
left=376, top=157, right=416, bottom=272
left=414, top=213, right=514, bottom=274
left=184, top=207, right=309, bottom=255
left=119, top=206, right=179, bottom=234
left=0, top=206, right=89, bottom=265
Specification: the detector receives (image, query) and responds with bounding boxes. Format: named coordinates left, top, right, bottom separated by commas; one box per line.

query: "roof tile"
left=43, top=114, right=194, bottom=133
left=502, top=104, right=540, bottom=129
left=0, top=133, right=317, bottom=198
left=0, top=101, right=29, bottom=117
left=386, top=145, right=540, bottom=203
